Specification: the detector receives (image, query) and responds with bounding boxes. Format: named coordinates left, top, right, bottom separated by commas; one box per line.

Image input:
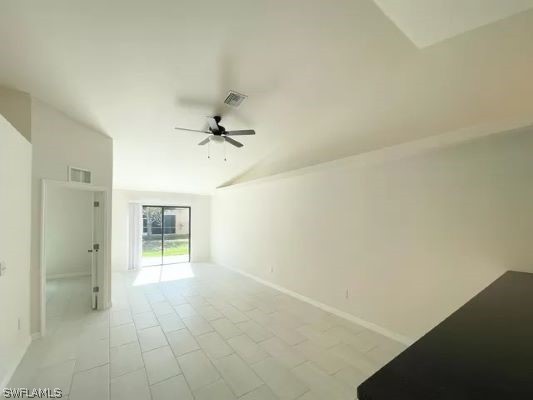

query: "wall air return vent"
left=68, top=166, right=92, bottom=184
left=224, top=91, right=247, bottom=108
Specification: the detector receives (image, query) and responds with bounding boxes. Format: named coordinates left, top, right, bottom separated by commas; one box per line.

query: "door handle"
left=88, top=249, right=93, bottom=253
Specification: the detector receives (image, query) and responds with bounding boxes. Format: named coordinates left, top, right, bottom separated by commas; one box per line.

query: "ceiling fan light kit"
left=209, top=135, right=225, bottom=144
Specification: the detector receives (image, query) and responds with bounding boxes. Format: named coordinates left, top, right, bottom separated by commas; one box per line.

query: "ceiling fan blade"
left=175, top=127, right=210, bottom=134
left=206, top=117, right=219, bottom=133
left=224, top=136, right=244, bottom=148
left=225, top=129, right=256, bottom=136
left=198, top=137, right=210, bottom=146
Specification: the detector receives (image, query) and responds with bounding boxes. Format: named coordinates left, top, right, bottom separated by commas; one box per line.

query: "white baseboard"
left=46, top=271, right=90, bottom=280
left=221, top=264, right=415, bottom=346
left=1, top=334, right=31, bottom=390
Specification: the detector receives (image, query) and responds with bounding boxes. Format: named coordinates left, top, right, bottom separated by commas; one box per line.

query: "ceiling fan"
left=175, top=116, right=255, bottom=148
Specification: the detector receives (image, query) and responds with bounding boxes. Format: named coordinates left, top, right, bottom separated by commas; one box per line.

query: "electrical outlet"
left=0, top=261, right=6, bottom=277
left=345, top=289, right=349, bottom=299
left=270, top=265, right=274, bottom=273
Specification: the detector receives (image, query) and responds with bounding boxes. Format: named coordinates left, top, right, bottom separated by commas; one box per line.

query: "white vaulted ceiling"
left=374, top=0, right=533, bottom=47
left=1, top=0, right=533, bottom=193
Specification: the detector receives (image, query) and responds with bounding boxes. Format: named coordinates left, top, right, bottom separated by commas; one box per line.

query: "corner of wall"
left=0, top=86, right=31, bottom=143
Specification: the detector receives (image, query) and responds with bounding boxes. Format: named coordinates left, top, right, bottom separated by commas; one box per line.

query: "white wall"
left=0, top=116, right=32, bottom=388
left=45, top=187, right=94, bottom=278
left=212, top=128, right=533, bottom=342
left=31, top=99, right=113, bottom=333
left=112, top=190, right=211, bottom=271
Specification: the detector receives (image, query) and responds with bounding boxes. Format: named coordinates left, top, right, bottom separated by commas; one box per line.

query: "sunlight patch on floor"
left=133, top=263, right=194, bottom=286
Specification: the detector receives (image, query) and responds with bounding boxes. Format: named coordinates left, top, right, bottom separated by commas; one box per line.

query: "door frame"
left=91, top=191, right=105, bottom=310
left=40, top=179, right=111, bottom=337
left=142, top=205, right=191, bottom=266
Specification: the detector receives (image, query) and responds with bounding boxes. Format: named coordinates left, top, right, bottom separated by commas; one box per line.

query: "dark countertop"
left=357, top=271, right=533, bottom=400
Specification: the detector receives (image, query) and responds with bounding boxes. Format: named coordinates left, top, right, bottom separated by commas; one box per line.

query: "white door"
left=91, top=192, right=105, bottom=309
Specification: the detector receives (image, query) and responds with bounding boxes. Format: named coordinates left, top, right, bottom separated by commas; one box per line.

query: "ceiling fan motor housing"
left=210, top=116, right=226, bottom=135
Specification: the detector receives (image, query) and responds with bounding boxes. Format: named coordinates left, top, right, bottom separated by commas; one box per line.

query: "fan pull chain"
left=208, top=142, right=211, bottom=159
left=224, top=141, right=227, bottom=162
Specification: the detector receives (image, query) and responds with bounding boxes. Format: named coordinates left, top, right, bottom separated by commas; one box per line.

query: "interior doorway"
left=141, top=206, right=190, bottom=266
left=40, top=180, right=109, bottom=337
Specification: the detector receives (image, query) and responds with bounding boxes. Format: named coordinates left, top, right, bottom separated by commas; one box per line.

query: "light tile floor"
left=9, top=263, right=406, bottom=399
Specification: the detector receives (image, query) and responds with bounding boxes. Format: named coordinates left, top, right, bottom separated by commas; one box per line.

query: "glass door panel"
left=163, top=207, right=190, bottom=264
left=142, top=206, right=163, bottom=266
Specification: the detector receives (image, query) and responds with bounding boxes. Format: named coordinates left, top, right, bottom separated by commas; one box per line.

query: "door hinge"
left=93, top=201, right=100, bottom=207
left=93, top=286, right=99, bottom=293
left=93, top=243, right=100, bottom=251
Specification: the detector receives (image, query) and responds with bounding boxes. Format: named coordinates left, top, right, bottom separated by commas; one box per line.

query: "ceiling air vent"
left=224, top=91, right=247, bottom=108
left=68, top=166, right=92, bottom=184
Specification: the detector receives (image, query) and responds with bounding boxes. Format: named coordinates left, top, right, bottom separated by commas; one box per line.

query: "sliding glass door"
left=162, top=207, right=190, bottom=265
left=142, top=206, right=162, bottom=266
left=142, top=206, right=190, bottom=266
